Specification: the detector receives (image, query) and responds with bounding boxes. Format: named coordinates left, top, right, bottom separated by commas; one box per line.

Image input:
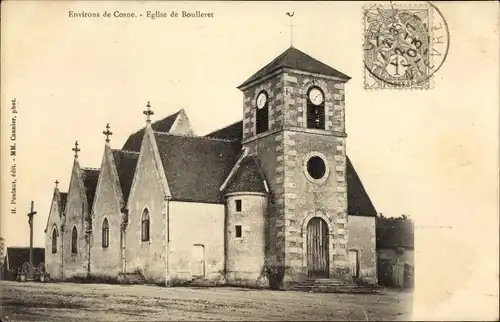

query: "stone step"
left=287, top=278, right=381, bottom=294
left=117, top=272, right=146, bottom=285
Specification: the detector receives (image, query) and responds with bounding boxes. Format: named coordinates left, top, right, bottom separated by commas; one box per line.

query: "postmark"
left=363, top=1, right=450, bottom=90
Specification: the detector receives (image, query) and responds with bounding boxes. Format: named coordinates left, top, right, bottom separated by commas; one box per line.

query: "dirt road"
left=0, top=281, right=412, bottom=321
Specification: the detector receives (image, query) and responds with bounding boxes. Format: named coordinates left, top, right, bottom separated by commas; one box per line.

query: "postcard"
left=1, top=1, right=498, bottom=321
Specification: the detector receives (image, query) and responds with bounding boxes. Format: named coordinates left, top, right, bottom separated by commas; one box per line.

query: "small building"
left=376, top=218, right=414, bottom=288
left=2, top=247, right=45, bottom=281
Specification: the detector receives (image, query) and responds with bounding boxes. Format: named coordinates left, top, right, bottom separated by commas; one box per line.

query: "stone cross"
left=103, top=123, right=113, bottom=143
left=55, top=180, right=59, bottom=188
left=27, top=201, right=37, bottom=267
left=72, top=140, right=80, bottom=158
left=143, top=101, right=154, bottom=123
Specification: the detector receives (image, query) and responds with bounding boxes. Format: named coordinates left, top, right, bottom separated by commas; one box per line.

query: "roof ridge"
left=82, top=167, right=100, bottom=171
left=112, top=148, right=140, bottom=155
left=205, top=119, right=243, bottom=136
left=154, top=131, right=237, bottom=143
left=127, top=109, right=183, bottom=137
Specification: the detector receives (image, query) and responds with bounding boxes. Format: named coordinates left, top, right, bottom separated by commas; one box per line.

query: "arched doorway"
left=306, top=217, right=329, bottom=278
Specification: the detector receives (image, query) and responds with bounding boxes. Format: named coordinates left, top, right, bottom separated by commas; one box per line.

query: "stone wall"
left=347, top=215, right=377, bottom=284
left=241, top=69, right=350, bottom=286
left=62, top=163, right=89, bottom=278
left=225, top=193, right=267, bottom=287
left=167, top=201, right=225, bottom=283
left=90, top=149, right=122, bottom=277
left=125, top=133, right=167, bottom=283
left=45, top=198, right=62, bottom=279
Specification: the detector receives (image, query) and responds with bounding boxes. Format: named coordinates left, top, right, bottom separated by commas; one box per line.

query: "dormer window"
left=256, top=91, right=269, bottom=134
left=307, top=87, right=325, bottom=130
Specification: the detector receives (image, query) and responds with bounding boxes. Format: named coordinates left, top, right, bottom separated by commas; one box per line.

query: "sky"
left=1, top=1, right=498, bottom=318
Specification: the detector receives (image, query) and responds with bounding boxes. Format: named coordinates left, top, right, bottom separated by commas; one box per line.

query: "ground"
left=0, top=281, right=412, bottom=321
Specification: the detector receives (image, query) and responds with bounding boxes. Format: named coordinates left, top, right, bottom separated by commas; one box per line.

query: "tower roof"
left=238, top=46, right=351, bottom=89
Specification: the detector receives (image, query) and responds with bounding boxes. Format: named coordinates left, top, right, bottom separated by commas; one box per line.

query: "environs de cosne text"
left=69, top=10, right=214, bottom=19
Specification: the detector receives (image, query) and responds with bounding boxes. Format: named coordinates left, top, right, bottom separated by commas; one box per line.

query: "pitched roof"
left=346, top=157, right=377, bottom=216
left=122, top=111, right=181, bottom=151
left=111, top=149, right=139, bottom=204
left=60, top=192, right=68, bottom=213
left=5, top=247, right=45, bottom=271
left=153, top=132, right=240, bottom=203
left=223, top=155, right=268, bottom=194
left=376, top=218, right=414, bottom=249
left=205, top=121, right=243, bottom=142
left=81, top=168, right=100, bottom=208
left=238, top=46, right=351, bottom=89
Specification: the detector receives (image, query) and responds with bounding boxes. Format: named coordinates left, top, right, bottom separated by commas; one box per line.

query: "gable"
left=122, top=109, right=193, bottom=151
left=154, top=132, right=240, bottom=203
left=44, top=189, right=66, bottom=233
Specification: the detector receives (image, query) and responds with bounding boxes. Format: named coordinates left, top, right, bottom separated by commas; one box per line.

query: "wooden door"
left=349, top=250, right=359, bottom=278
left=307, top=217, right=329, bottom=278
left=192, top=244, right=205, bottom=277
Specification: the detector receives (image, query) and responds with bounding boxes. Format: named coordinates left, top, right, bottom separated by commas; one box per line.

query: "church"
left=44, top=46, right=378, bottom=289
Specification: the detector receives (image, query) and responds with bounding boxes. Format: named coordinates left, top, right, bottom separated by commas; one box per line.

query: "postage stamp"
left=363, top=1, right=450, bottom=90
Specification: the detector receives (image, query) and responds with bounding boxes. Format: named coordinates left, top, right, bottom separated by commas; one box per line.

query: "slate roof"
left=123, top=111, right=181, bottom=151
left=111, top=149, right=139, bottom=204
left=223, top=155, right=268, bottom=194
left=82, top=168, right=100, bottom=208
left=205, top=121, right=243, bottom=142
left=4, top=247, right=45, bottom=271
left=238, top=46, right=351, bottom=89
left=153, top=132, right=240, bottom=203
left=346, top=157, right=377, bottom=216
left=376, top=218, right=414, bottom=249
left=204, top=121, right=377, bottom=215
left=60, top=192, right=68, bottom=213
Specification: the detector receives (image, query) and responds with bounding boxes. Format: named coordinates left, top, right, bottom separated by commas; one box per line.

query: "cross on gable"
left=103, top=123, right=113, bottom=143
left=72, top=140, right=80, bottom=158
left=55, top=180, right=59, bottom=188
left=143, top=101, right=154, bottom=123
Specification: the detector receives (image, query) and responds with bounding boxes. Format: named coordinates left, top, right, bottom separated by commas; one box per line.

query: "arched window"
left=306, top=87, right=325, bottom=130
left=102, top=218, right=109, bottom=248
left=71, top=226, right=78, bottom=254
left=255, top=91, right=269, bottom=134
left=141, top=209, right=150, bottom=242
left=51, top=226, right=58, bottom=254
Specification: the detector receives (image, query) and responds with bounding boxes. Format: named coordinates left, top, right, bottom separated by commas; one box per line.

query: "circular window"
left=307, top=156, right=326, bottom=179
left=303, top=152, right=329, bottom=184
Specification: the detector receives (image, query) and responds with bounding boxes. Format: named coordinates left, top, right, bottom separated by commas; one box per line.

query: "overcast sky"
left=1, top=1, right=498, bottom=317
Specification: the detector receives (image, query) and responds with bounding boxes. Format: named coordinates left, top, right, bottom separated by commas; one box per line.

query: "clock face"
left=308, top=87, right=324, bottom=105
left=256, top=92, right=267, bottom=109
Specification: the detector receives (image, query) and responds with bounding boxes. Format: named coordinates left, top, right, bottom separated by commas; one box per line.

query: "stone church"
left=44, top=46, right=378, bottom=288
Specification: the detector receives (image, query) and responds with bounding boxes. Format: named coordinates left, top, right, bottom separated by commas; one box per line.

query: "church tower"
left=237, top=46, right=352, bottom=286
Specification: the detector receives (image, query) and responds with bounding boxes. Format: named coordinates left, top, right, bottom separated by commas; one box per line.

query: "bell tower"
left=237, top=46, right=352, bottom=286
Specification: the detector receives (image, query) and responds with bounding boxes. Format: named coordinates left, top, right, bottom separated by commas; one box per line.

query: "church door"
left=307, top=217, right=329, bottom=278
left=192, top=244, right=205, bottom=278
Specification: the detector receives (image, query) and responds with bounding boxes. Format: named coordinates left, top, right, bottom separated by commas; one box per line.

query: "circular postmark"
left=363, top=1, right=450, bottom=89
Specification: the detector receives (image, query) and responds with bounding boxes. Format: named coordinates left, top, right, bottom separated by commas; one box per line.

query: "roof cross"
left=143, top=101, right=154, bottom=123
left=103, top=123, right=113, bottom=143
left=55, top=180, right=59, bottom=188
left=72, top=140, right=80, bottom=158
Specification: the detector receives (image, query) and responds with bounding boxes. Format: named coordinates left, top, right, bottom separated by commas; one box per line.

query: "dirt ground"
left=0, top=281, right=412, bottom=321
